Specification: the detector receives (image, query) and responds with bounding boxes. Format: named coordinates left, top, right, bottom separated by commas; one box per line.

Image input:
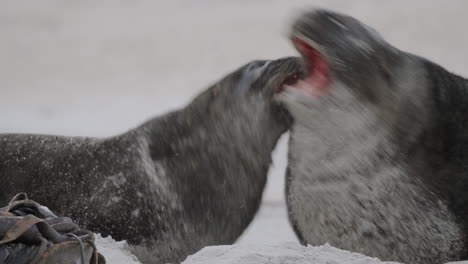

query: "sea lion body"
left=278, top=10, right=468, bottom=264
left=0, top=58, right=300, bottom=263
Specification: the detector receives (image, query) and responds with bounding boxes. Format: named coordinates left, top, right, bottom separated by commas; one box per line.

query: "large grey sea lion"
left=276, top=9, right=468, bottom=264
left=0, top=57, right=302, bottom=263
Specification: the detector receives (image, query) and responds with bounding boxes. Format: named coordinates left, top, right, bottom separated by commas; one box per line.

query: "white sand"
left=95, top=235, right=141, bottom=264
left=182, top=243, right=401, bottom=264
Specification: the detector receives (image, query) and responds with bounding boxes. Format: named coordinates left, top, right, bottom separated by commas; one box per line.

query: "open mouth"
left=279, top=37, right=331, bottom=96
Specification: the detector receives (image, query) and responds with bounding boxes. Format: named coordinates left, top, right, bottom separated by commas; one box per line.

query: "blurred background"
left=1, top=0, right=467, bottom=245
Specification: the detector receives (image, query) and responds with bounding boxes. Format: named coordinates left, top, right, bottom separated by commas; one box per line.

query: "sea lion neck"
left=134, top=105, right=280, bottom=162
left=129, top=103, right=278, bottom=206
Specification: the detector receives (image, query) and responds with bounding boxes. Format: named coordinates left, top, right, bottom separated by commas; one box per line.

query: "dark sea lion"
left=276, top=9, right=468, bottom=264
left=0, top=57, right=302, bottom=263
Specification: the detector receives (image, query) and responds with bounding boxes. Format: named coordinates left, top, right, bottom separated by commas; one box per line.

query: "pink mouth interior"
left=283, top=37, right=331, bottom=96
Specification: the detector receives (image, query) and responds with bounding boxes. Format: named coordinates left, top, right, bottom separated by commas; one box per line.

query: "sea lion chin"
left=0, top=57, right=302, bottom=263
left=277, top=9, right=468, bottom=264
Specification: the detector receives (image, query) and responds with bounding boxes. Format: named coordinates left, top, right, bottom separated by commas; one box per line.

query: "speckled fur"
left=278, top=10, right=468, bottom=264
left=0, top=58, right=300, bottom=264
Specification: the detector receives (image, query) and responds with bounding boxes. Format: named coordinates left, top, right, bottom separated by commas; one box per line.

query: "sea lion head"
left=276, top=9, right=427, bottom=141
left=188, top=57, right=304, bottom=146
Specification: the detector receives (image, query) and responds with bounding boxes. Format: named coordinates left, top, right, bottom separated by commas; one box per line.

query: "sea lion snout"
left=225, top=57, right=304, bottom=100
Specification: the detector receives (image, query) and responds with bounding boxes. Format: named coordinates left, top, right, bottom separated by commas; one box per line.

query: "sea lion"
left=276, top=9, right=468, bottom=264
left=0, top=57, right=301, bottom=263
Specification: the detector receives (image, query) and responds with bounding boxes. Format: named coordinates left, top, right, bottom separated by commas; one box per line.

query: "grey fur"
left=0, top=58, right=301, bottom=263
left=278, top=9, right=468, bottom=264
